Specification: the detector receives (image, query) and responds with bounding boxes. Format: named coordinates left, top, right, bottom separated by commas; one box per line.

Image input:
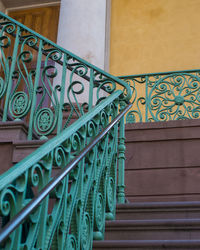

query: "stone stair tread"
left=12, top=139, right=46, bottom=163
left=104, top=218, right=200, bottom=241
left=117, top=201, right=200, bottom=209
left=116, top=201, right=200, bottom=220
left=13, top=140, right=45, bottom=146
left=93, top=239, right=200, bottom=249
left=106, top=218, right=200, bottom=227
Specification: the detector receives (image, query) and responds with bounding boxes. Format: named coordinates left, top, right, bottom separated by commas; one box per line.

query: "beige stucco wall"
left=110, top=0, right=200, bottom=76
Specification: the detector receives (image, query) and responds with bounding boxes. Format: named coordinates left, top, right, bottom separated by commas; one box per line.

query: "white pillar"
left=56, top=0, right=111, bottom=104
left=57, top=0, right=110, bottom=70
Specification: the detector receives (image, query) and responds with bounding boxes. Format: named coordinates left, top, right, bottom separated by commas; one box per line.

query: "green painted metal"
left=2, top=26, right=20, bottom=122
left=117, top=100, right=126, bottom=204
left=27, top=39, right=43, bottom=140
left=0, top=11, right=133, bottom=249
left=0, top=91, right=130, bottom=249
left=120, top=69, right=200, bottom=123
left=0, top=11, right=132, bottom=140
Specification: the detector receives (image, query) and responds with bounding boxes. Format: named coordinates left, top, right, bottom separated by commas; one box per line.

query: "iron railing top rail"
left=0, top=90, right=123, bottom=188
left=0, top=101, right=132, bottom=244
left=119, top=68, right=200, bottom=79
left=0, top=11, right=132, bottom=102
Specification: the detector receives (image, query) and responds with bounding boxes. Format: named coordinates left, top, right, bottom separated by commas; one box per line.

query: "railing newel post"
left=117, top=100, right=126, bottom=204
left=145, top=75, right=148, bottom=122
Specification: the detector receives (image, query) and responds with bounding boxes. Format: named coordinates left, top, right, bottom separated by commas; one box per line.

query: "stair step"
left=125, top=120, right=200, bottom=202
left=12, top=140, right=44, bottom=163
left=105, top=218, right=200, bottom=240
left=93, top=240, right=200, bottom=249
left=116, top=201, right=200, bottom=220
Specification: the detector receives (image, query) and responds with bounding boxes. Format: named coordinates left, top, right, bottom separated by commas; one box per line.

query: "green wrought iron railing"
left=0, top=92, right=131, bottom=249
left=0, top=11, right=132, bottom=250
left=0, top=11, right=131, bottom=140
left=120, top=69, right=200, bottom=123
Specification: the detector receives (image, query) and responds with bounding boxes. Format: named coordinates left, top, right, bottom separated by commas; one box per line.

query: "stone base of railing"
left=125, top=119, right=200, bottom=202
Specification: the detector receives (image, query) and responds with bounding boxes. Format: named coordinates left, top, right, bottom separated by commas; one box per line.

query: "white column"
left=57, top=0, right=110, bottom=70
left=56, top=0, right=111, bottom=104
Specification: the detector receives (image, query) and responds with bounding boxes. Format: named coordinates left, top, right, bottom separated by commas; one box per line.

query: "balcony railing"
left=120, top=69, right=200, bottom=123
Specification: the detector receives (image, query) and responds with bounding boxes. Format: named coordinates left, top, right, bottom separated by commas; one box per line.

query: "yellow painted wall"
left=110, top=0, right=200, bottom=76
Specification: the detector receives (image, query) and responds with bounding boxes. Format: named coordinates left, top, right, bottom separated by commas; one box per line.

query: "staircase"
left=1, top=11, right=200, bottom=250
left=93, top=202, right=200, bottom=249
left=2, top=118, right=200, bottom=249
left=93, top=119, right=200, bottom=249
left=124, top=119, right=200, bottom=202
left=2, top=119, right=200, bottom=249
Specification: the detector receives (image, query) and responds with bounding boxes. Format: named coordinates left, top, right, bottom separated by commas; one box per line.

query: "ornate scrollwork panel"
left=0, top=94, right=121, bottom=250
left=7, top=35, right=38, bottom=120
left=147, top=73, right=200, bottom=121
left=121, top=71, right=200, bottom=123
left=0, top=12, right=131, bottom=140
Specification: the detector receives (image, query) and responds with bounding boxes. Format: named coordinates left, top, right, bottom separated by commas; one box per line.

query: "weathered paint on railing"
left=120, top=69, right=200, bottom=123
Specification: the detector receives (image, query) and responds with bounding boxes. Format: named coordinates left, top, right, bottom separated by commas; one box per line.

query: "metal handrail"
left=119, top=68, right=200, bottom=79
left=0, top=90, right=122, bottom=185
left=0, top=102, right=132, bottom=244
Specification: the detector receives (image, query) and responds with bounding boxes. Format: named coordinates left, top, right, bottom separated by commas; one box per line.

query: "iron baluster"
left=2, top=26, right=20, bottom=122
left=57, top=53, right=67, bottom=134
left=28, top=39, right=43, bottom=140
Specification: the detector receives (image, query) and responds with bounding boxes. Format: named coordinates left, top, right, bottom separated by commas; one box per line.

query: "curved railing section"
left=0, top=91, right=131, bottom=250
left=0, top=12, right=131, bottom=139
left=120, top=69, right=200, bottom=123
